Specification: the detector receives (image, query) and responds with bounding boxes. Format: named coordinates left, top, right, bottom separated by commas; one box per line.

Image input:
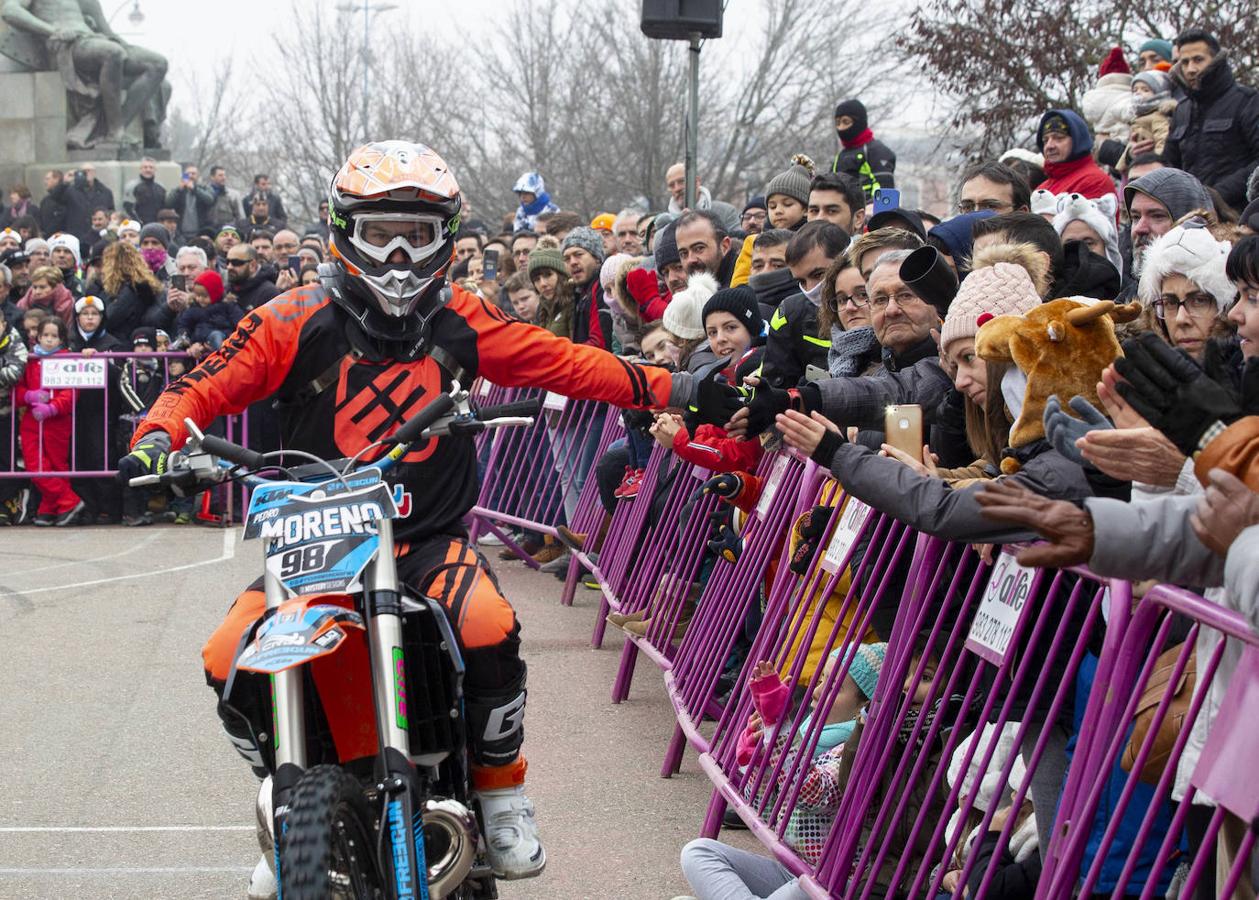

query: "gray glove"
left=1043, top=394, right=1111, bottom=465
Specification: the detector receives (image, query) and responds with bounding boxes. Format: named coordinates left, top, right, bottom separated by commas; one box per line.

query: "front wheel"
left=279, top=765, right=384, bottom=899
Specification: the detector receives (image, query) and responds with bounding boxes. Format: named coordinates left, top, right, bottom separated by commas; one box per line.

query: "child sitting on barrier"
left=15, top=316, right=84, bottom=526
left=177, top=270, right=242, bottom=358
left=677, top=642, right=933, bottom=900
left=735, top=645, right=888, bottom=859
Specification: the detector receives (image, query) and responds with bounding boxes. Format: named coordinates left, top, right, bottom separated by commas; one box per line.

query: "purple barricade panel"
left=659, top=451, right=813, bottom=777
left=1039, top=582, right=1259, bottom=900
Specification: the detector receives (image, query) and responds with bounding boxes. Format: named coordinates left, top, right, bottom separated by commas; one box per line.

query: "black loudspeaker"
left=640, top=0, right=723, bottom=40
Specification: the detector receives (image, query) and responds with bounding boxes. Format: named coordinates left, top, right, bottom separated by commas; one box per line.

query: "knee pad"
left=464, top=665, right=527, bottom=769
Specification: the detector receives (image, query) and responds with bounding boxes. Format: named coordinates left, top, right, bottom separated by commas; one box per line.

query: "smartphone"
left=171, top=274, right=186, bottom=292
left=287, top=254, right=302, bottom=274
left=482, top=248, right=499, bottom=282
left=872, top=187, right=901, bottom=213
left=883, top=404, right=923, bottom=458
left=804, top=364, right=829, bottom=382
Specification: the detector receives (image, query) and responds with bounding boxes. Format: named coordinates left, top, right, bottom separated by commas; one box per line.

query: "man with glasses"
left=722, top=246, right=950, bottom=438
left=224, top=244, right=280, bottom=312
left=510, top=230, right=538, bottom=272
left=957, top=161, right=1031, bottom=216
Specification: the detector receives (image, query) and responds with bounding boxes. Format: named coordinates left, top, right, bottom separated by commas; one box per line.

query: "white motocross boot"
left=247, top=776, right=277, bottom=900
left=477, top=786, right=546, bottom=879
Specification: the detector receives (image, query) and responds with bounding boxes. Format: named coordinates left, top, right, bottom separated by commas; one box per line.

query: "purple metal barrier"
left=788, top=537, right=1132, bottom=900
left=695, top=482, right=919, bottom=864
left=659, top=451, right=813, bottom=778
left=606, top=453, right=718, bottom=700
left=1040, top=582, right=1259, bottom=899
left=467, top=385, right=610, bottom=569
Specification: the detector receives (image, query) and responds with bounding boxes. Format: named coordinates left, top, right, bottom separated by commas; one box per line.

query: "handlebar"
left=127, top=384, right=538, bottom=493
left=388, top=392, right=456, bottom=447
left=199, top=434, right=267, bottom=470
left=475, top=399, right=542, bottom=421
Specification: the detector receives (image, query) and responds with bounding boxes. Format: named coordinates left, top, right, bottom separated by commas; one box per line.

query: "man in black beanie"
left=829, top=98, right=897, bottom=201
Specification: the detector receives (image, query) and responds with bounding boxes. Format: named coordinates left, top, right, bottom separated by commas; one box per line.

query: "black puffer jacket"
left=1164, top=54, right=1259, bottom=210
left=760, top=291, right=828, bottom=389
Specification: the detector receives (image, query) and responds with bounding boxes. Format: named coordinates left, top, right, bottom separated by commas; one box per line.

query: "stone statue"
left=0, top=0, right=169, bottom=150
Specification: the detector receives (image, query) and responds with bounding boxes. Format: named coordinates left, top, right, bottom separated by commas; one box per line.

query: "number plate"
left=819, top=498, right=871, bottom=574
left=244, top=473, right=398, bottom=597
left=964, top=551, right=1037, bottom=666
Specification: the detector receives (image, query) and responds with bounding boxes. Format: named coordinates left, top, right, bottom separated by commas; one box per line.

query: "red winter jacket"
left=1037, top=156, right=1118, bottom=206
left=672, top=423, right=763, bottom=473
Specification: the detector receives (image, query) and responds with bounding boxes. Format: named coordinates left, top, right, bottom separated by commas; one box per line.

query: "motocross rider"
left=118, top=141, right=705, bottom=893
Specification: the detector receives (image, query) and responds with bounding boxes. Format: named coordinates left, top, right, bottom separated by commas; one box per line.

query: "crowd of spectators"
left=455, top=27, right=1255, bottom=900
left=0, top=24, right=1257, bottom=895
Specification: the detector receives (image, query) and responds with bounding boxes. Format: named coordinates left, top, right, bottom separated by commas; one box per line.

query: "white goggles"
left=349, top=212, right=447, bottom=266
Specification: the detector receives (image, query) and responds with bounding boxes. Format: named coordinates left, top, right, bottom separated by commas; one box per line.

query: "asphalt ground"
left=0, top=525, right=758, bottom=900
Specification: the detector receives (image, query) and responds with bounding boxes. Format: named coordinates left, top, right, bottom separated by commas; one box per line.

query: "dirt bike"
left=130, top=383, right=539, bottom=899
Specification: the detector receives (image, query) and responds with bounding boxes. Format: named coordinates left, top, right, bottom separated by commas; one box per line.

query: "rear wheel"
left=279, top=764, right=384, bottom=899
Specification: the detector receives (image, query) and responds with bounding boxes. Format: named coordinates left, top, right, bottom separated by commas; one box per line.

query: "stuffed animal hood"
left=975, top=298, right=1140, bottom=472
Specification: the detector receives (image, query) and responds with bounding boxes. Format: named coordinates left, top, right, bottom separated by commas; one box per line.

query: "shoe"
left=477, top=531, right=505, bottom=546
left=620, top=468, right=646, bottom=500
left=556, top=524, right=585, bottom=550
left=173, top=512, right=192, bottom=525
left=33, top=513, right=54, bottom=527
left=247, top=855, right=277, bottom=900
left=54, top=501, right=85, bottom=527
left=722, top=806, right=749, bottom=830
left=606, top=608, right=647, bottom=628
left=123, top=513, right=152, bottom=527
left=248, top=776, right=276, bottom=899
left=612, top=466, right=635, bottom=499
left=499, top=537, right=542, bottom=560
left=539, top=552, right=571, bottom=575
left=478, top=786, right=546, bottom=879
left=530, top=541, right=565, bottom=565
left=582, top=575, right=601, bottom=591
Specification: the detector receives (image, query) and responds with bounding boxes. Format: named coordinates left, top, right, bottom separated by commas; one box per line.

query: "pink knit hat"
left=940, top=262, right=1042, bottom=352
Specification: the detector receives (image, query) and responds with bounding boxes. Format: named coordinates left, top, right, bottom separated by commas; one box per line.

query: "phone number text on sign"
left=965, top=551, right=1036, bottom=666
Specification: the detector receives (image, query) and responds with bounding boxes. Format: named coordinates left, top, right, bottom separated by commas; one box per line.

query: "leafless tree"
left=898, top=0, right=1258, bottom=159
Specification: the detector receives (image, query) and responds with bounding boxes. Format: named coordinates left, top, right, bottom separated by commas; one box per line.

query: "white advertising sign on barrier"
left=965, top=551, right=1037, bottom=666
left=40, top=357, right=107, bottom=389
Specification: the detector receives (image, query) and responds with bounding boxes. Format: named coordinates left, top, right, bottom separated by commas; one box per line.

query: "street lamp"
left=107, top=0, right=144, bottom=27
left=336, top=0, right=399, bottom=136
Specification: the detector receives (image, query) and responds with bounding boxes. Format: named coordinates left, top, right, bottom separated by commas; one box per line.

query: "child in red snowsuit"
left=16, top=317, right=83, bottom=525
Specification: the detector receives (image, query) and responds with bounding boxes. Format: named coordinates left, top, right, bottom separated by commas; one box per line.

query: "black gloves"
left=692, top=471, right=745, bottom=504
left=117, top=431, right=172, bottom=484
left=743, top=384, right=792, bottom=436
left=686, top=356, right=744, bottom=427
left=810, top=426, right=847, bottom=468
left=1114, top=333, right=1240, bottom=456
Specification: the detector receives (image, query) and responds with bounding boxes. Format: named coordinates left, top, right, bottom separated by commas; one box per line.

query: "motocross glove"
left=117, top=430, right=172, bottom=484
left=1114, top=332, right=1241, bottom=456
left=1043, top=394, right=1112, bottom=466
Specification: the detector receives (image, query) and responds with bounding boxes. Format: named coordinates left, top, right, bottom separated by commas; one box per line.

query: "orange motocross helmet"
left=327, top=141, right=462, bottom=336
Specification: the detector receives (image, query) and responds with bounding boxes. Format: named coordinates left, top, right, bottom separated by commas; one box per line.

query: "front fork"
left=264, top=558, right=307, bottom=887
left=366, top=518, right=429, bottom=898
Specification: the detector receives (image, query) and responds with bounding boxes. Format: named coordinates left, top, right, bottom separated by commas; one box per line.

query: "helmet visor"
left=349, top=212, right=446, bottom=265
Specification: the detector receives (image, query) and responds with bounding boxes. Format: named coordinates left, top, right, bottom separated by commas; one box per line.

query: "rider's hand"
left=1113, top=332, right=1242, bottom=456
left=117, top=430, right=172, bottom=484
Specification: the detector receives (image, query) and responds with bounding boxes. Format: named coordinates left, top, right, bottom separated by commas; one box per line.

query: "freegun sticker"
left=965, top=551, right=1036, bottom=666
left=393, top=647, right=408, bottom=730
left=754, top=455, right=790, bottom=519
left=820, top=498, right=871, bottom=574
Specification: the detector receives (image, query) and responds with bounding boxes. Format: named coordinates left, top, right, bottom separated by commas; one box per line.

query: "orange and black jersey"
left=135, top=283, right=675, bottom=541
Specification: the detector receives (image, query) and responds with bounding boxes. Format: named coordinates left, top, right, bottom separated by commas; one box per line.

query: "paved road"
left=0, top=525, right=756, bottom=899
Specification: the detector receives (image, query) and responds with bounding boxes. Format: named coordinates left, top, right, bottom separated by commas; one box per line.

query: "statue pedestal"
left=0, top=69, right=178, bottom=216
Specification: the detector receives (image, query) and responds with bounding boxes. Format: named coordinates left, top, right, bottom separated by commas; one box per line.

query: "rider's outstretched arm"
left=454, top=286, right=684, bottom=411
